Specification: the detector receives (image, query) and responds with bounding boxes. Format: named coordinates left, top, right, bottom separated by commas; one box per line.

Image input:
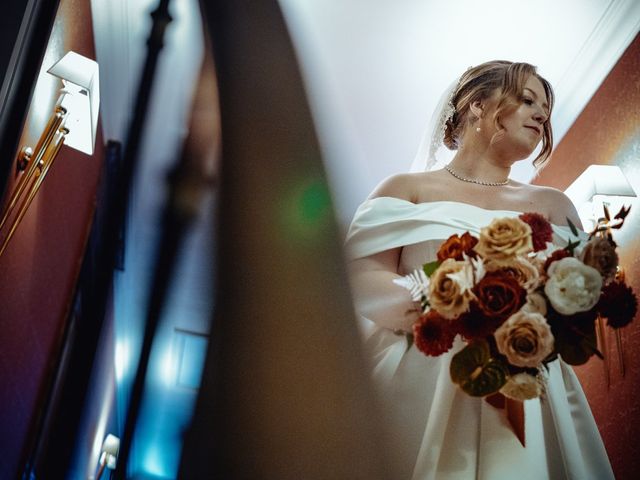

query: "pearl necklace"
left=444, top=165, right=509, bottom=186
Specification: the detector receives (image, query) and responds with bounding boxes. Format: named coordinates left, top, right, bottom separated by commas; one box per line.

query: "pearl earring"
left=476, top=126, right=481, bottom=133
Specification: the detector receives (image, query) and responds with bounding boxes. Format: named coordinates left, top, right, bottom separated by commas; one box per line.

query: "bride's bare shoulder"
left=521, top=183, right=582, bottom=228
left=368, top=171, right=443, bottom=202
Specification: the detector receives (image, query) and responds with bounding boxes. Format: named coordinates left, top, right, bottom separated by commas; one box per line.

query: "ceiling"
left=88, top=0, right=639, bottom=478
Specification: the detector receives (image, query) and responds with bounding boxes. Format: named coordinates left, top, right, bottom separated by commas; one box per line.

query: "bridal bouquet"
left=394, top=207, right=637, bottom=401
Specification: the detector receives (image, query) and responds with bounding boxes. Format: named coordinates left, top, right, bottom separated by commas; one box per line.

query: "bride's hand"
left=348, top=247, right=419, bottom=332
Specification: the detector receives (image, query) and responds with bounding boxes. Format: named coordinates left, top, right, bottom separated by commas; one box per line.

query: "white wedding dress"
left=345, top=197, right=615, bottom=480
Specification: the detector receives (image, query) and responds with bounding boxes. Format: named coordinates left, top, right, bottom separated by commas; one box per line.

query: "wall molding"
left=553, top=0, right=640, bottom=145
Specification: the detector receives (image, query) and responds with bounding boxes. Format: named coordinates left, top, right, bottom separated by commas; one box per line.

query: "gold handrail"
left=0, top=109, right=69, bottom=257
left=0, top=106, right=67, bottom=233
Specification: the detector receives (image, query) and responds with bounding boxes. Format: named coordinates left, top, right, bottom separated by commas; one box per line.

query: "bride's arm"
left=348, top=245, right=420, bottom=333
left=347, top=173, right=421, bottom=332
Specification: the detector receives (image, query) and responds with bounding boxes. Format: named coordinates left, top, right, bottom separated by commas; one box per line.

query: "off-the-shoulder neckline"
left=363, top=196, right=576, bottom=230
left=365, top=196, right=523, bottom=214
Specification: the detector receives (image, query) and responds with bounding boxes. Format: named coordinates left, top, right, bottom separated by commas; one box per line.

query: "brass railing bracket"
left=16, top=147, right=33, bottom=172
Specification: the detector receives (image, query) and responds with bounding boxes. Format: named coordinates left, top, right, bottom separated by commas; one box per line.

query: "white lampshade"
left=101, top=433, right=120, bottom=469
left=565, top=165, right=636, bottom=203
left=564, top=165, right=636, bottom=230
left=47, top=51, right=100, bottom=155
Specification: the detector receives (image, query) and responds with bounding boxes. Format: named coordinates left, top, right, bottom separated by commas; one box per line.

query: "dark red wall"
left=534, top=33, right=640, bottom=480
left=0, top=0, right=104, bottom=478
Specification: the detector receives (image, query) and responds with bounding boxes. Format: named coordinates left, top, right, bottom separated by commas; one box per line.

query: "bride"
left=345, top=61, right=615, bottom=479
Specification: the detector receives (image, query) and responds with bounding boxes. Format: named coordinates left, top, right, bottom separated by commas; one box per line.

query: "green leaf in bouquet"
left=542, top=350, right=559, bottom=366
left=394, top=328, right=415, bottom=353
left=450, top=340, right=508, bottom=397
left=420, top=295, right=429, bottom=313
left=405, top=332, right=414, bottom=353
left=565, top=239, right=581, bottom=255
left=566, top=217, right=579, bottom=237
left=554, top=320, right=599, bottom=366
left=558, top=344, right=593, bottom=367
left=578, top=330, right=603, bottom=359
left=422, top=260, right=441, bottom=278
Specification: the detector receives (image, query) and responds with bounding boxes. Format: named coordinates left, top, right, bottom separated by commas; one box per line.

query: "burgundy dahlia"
left=598, top=281, right=638, bottom=329
left=413, top=310, right=457, bottom=356
left=519, top=212, right=553, bottom=252
left=544, top=249, right=572, bottom=272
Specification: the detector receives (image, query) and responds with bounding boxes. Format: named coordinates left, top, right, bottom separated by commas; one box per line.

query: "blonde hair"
left=443, top=61, right=554, bottom=169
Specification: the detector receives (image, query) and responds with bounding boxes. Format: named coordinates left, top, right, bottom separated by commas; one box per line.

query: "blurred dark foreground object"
left=178, top=1, right=393, bottom=478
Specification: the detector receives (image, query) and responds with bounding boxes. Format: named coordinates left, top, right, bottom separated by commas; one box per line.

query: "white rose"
left=544, top=257, right=602, bottom=315
left=500, top=373, right=544, bottom=400
left=494, top=311, right=554, bottom=368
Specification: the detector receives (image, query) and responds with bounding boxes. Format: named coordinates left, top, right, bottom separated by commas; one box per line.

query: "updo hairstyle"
left=443, top=60, right=554, bottom=168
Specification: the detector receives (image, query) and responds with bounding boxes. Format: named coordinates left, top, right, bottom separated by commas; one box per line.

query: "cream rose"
left=474, top=217, right=533, bottom=263
left=580, top=237, right=618, bottom=284
left=486, top=256, right=540, bottom=291
left=521, top=292, right=548, bottom=316
left=500, top=373, right=544, bottom=400
left=494, top=311, right=554, bottom=368
left=544, top=257, right=603, bottom=315
left=428, top=258, right=475, bottom=319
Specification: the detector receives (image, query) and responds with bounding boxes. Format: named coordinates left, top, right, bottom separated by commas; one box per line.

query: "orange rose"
left=437, top=232, right=479, bottom=262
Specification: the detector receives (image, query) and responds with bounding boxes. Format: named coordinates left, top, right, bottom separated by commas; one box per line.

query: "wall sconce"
left=96, top=434, right=120, bottom=479
left=0, top=51, right=99, bottom=257
left=564, top=164, right=636, bottom=231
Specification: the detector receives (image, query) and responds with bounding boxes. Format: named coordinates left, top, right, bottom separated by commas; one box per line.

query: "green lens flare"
left=282, top=179, right=332, bottom=239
